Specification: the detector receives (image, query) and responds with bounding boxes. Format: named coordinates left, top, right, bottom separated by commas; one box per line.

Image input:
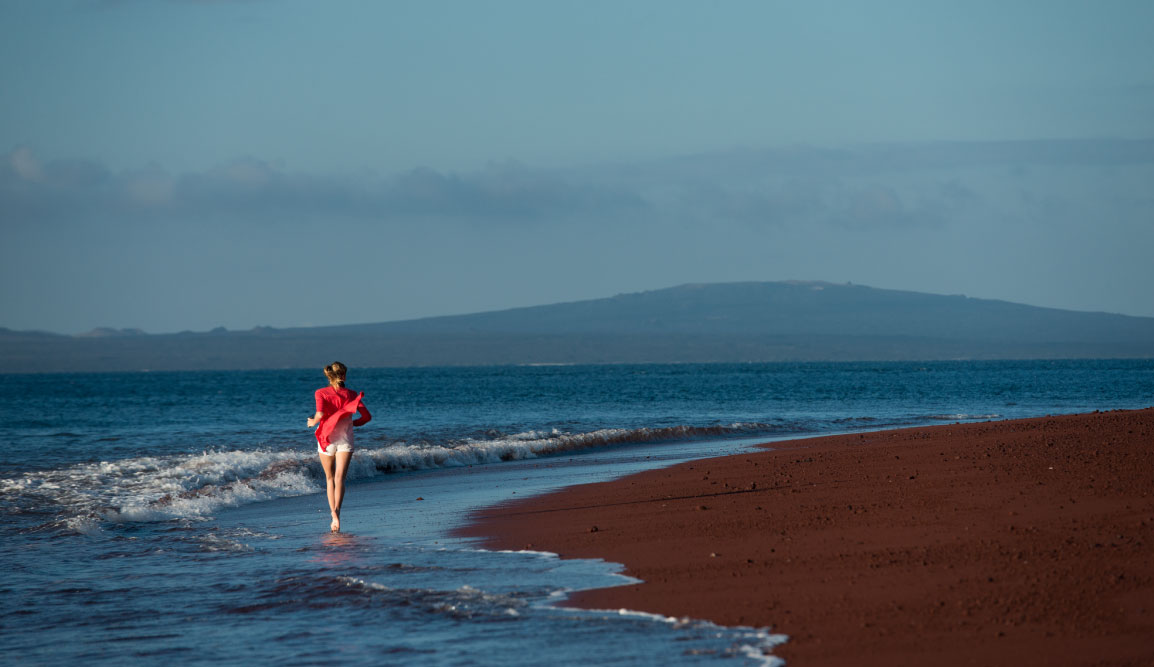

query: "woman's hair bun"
left=323, top=362, right=348, bottom=387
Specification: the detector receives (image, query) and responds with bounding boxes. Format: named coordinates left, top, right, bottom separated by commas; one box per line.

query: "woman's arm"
left=308, top=389, right=326, bottom=427
left=353, top=402, right=371, bottom=427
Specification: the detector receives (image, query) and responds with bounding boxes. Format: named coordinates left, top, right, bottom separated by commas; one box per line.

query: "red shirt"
left=313, top=386, right=371, bottom=447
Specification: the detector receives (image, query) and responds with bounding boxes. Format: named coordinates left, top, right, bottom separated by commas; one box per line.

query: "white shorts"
left=319, top=442, right=354, bottom=456
left=318, top=417, right=354, bottom=456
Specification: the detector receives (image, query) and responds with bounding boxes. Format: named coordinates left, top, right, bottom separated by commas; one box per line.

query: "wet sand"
left=457, top=409, right=1154, bottom=666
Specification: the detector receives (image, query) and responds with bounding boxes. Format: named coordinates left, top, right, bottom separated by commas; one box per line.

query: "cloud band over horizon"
left=4, top=138, right=1153, bottom=334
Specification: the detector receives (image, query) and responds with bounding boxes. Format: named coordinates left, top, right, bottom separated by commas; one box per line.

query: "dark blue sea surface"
left=2, top=360, right=1152, bottom=665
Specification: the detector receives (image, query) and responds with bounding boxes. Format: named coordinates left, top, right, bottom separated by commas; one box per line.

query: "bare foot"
left=331, top=515, right=340, bottom=533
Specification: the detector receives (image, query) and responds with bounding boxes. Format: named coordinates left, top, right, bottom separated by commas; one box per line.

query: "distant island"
left=3, top=281, right=1153, bottom=373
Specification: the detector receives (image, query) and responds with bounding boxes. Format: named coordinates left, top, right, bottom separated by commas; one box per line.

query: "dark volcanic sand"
left=457, top=409, right=1154, bottom=666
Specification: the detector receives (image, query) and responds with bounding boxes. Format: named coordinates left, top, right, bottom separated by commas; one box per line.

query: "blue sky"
left=2, top=0, right=1152, bottom=333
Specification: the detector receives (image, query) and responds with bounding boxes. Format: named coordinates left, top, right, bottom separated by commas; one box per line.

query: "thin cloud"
left=3, top=139, right=1150, bottom=232
left=0, top=151, right=647, bottom=226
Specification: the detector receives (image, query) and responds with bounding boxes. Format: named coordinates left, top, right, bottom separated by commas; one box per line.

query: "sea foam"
left=1, top=422, right=788, bottom=531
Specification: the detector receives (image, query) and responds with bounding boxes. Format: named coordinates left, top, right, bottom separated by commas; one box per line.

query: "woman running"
left=307, top=362, right=371, bottom=532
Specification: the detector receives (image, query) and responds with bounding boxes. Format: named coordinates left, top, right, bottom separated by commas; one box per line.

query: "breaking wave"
left=0, top=422, right=794, bottom=532
left=0, top=412, right=1005, bottom=534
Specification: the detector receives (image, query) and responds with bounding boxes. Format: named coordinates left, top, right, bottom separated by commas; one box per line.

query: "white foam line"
left=468, top=547, right=644, bottom=587
left=467, top=548, right=788, bottom=665
left=7, top=422, right=799, bottom=530
left=548, top=604, right=788, bottom=666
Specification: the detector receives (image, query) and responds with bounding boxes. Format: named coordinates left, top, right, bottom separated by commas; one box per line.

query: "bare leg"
left=319, top=452, right=339, bottom=531
left=331, top=451, right=353, bottom=532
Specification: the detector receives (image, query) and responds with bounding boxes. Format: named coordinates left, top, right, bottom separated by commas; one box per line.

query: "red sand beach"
left=457, top=409, right=1154, bottom=666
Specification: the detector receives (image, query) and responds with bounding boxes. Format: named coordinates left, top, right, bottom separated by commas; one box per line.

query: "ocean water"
left=2, top=360, right=1152, bottom=665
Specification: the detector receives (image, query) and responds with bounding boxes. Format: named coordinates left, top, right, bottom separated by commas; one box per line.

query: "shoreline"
left=456, top=409, right=1154, bottom=666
